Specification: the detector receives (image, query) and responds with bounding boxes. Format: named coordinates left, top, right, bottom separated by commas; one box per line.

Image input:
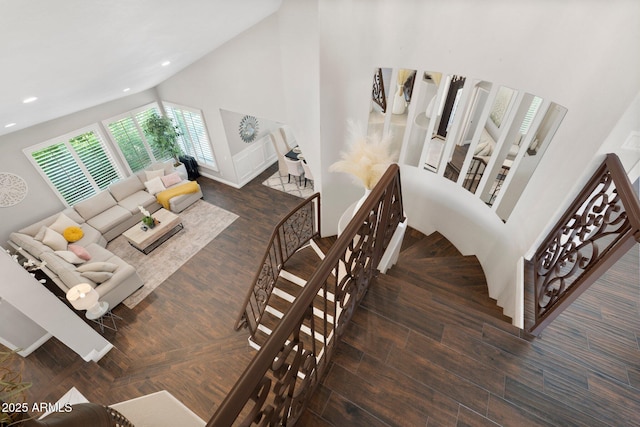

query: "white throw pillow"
left=34, top=225, right=48, bottom=242
left=54, top=250, right=86, bottom=264
left=144, top=176, right=166, bottom=196
left=49, top=213, right=80, bottom=235
left=145, top=169, right=165, bottom=182
left=76, top=261, right=118, bottom=273
left=42, top=228, right=68, bottom=251
left=80, top=271, right=113, bottom=284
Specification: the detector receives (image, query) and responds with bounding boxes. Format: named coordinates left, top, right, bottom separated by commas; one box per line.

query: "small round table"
left=85, top=302, right=122, bottom=333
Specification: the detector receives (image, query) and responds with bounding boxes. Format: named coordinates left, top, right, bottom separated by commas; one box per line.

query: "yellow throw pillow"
left=63, top=226, right=84, bottom=243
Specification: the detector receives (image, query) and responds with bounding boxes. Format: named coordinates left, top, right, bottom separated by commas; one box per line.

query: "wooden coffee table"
left=122, top=208, right=183, bottom=254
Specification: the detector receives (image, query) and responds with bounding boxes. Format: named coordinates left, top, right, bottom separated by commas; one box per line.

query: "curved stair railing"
left=210, top=164, right=404, bottom=426
left=524, top=153, right=640, bottom=335
left=234, top=193, right=321, bottom=335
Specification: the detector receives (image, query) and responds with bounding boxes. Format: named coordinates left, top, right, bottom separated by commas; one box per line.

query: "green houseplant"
left=143, top=112, right=183, bottom=166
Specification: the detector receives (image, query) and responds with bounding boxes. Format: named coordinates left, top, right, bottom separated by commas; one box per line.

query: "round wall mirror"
left=239, top=115, right=259, bottom=143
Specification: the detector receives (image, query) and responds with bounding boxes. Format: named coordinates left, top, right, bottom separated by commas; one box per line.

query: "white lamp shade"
left=66, top=283, right=99, bottom=311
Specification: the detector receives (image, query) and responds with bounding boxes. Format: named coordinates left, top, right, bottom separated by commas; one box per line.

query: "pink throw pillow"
left=68, top=244, right=92, bottom=261
left=161, top=172, right=182, bottom=187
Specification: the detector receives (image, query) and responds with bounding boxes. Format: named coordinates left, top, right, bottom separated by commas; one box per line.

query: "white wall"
left=155, top=12, right=287, bottom=184
left=0, top=90, right=160, bottom=244
left=311, top=0, right=640, bottom=319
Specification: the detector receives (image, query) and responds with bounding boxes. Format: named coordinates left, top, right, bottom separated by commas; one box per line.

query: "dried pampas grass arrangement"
left=329, top=121, right=396, bottom=190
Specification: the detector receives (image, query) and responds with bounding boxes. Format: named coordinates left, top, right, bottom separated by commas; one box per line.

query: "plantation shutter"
left=164, top=103, right=217, bottom=170
left=26, top=127, right=122, bottom=206
left=107, top=116, right=152, bottom=172
left=520, top=96, right=543, bottom=135
left=69, top=131, right=121, bottom=189
left=105, top=103, right=168, bottom=172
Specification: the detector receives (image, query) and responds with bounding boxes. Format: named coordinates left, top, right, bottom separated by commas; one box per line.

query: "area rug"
left=262, top=171, right=315, bottom=199
left=107, top=200, right=238, bottom=309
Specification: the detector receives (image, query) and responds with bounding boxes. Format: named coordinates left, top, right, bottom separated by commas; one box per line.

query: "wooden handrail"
left=210, top=164, right=404, bottom=426
left=525, top=153, right=640, bottom=335
left=234, top=193, right=321, bottom=333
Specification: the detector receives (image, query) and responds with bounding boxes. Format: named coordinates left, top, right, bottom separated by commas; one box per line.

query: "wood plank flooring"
left=4, top=165, right=640, bottom=426
left=301, top=228, right=640, bottom=426
left=3, top=164, right=305, bottom=421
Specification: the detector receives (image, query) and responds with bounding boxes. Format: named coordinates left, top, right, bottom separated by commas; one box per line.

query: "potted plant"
left=1, top=349, right=32, bottom=426
left=143, top=112, right=183, bottom=167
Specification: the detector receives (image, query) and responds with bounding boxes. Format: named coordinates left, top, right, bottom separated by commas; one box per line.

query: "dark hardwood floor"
left=301, top=228, right=640, bottom=427
left=5, top=165, right=640, bottom=426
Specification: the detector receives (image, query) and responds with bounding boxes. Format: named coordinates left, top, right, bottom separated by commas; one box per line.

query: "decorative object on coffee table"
left=138, top=205, right=158, bottom=229
left=123, top=208, right=183, bottom=254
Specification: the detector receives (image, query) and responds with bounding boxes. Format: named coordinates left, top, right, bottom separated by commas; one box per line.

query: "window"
left=164, top=102, right=218, bottom=170
left=103, top=103, right=171, bottom=173
left=25, top=126, right=123, bottom=206
left=520, top=96, right=543, bottom=135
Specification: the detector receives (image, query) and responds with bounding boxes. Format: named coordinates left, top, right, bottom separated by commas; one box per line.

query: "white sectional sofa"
left=8, top=162, right=203, bottom=309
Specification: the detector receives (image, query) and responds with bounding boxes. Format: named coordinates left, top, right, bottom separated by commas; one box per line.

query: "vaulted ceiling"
left=0, top=0, right=281, bottom=137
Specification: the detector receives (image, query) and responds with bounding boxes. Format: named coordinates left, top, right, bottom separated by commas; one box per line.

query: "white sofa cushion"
left=77, top=261, right=118, bottom=273
left=86, top=205, right=131, bottom=234
left=145, top=169, right=165, bottom=182
left=54, top=250, right=86, bottom=264
left=49, top=213, right=81, bottom=235
left=144, top=176, right=166, bottom=195
left=109, top=175, right=145, bottom=202
left=42, top=228, right=68, bottom=251
left=117, top=190, right=157, bottom=214
left=9, top=232, right=53, bottom=259
left=80, top=271, right=113, bottom=283
left=74, top=190, right=117, bottom=220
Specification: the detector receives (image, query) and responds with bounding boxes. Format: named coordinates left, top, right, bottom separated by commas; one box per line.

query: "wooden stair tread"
left=400, top=231, right=463, bottom=259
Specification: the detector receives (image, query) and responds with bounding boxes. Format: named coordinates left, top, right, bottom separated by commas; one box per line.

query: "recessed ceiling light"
left=161, top=61, right=171, bottom=67
left=123, top=88, right=131, bottom=92
left=23, top=96, right=38, bottom=104
left=4, top=123, right=16, bottom=128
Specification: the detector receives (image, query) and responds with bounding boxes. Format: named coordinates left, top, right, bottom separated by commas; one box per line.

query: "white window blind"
left=520, top=96, right=543, bottom=135
left=104, top=103, right=171, bottom=173
left=25, top=127, right=122, bottom=206
left=164, top=102, right=218, bottom=170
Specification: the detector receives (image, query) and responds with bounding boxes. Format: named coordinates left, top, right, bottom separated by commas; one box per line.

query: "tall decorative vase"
left=392, top=84, right=406, bottom=115
left=353, top=188, right=372, bottom=217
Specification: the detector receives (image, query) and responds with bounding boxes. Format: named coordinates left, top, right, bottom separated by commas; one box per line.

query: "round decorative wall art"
left=239, top=115, right=259, bottom=143
left=0, top=172, right=28, bottom=207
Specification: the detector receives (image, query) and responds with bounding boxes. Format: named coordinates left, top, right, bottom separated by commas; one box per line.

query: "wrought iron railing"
left=210, top=164, right=404, bottom=426
left=524, top=154, right=640, bottom=335
left=372, top=67, right=387, bottom=113
left=234, top=193, right=321, bottom=335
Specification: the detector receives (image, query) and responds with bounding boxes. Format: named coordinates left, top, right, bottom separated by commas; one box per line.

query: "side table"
left=85, top=302, right=122, bottom=333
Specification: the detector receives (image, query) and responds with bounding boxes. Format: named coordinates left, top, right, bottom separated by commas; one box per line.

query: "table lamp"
left=66, top=283, right=106, bottom=317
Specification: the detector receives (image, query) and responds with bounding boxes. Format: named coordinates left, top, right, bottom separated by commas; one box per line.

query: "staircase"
left=247, top=228, right=510, bottom=355
left=248, top=237, right=336, bottom=355
left=377, top=228, right=511, bottom=324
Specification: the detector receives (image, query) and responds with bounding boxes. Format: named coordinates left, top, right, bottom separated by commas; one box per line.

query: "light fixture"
left=66, top=283, right=106, bottom=317
left=161, top=60, right=171, bottom=67
left=22, top=96, right=38, bottom=104
left=4, top=123, right=16, bottom=128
